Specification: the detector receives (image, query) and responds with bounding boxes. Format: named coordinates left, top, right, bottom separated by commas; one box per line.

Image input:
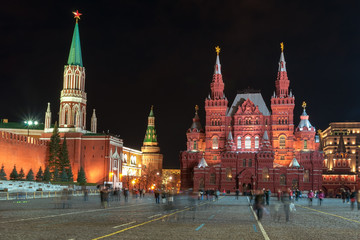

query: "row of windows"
left=199, top=170, right=310, bottom=187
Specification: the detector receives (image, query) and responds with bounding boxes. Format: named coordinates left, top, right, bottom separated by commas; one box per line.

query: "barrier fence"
left=0, top=190, right=100, bottom=201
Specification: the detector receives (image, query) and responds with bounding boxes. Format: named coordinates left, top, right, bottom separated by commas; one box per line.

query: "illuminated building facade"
left=319, top=123, right=360, bottom=195
left=180, top=45, right=323, bottom=193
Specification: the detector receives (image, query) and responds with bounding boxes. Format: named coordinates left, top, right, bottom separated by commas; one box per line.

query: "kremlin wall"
left=0, top=12, right=163, bottom=188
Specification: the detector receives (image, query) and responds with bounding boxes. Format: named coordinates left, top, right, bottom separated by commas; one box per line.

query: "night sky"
left=1, top=1, right=360, bottom=168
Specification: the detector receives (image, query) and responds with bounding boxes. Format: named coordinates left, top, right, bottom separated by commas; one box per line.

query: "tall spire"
left=67, top=10, right=83, bottom=67
left=44, top=102, right=51, bottom=130
left=210, top=46, right=225, bottom=99
left=91, top=109, right=97, bottom=133
left=143, top=105, right=158, bottom=146
left=275, top=42, right=290, bottom=97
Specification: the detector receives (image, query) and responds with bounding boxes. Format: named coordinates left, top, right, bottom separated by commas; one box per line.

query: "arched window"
left=238, top=119, right=241, bottom=125
left=280, top=174, right=286, bottom=185
left=281, top=119, right=284, bottom=124
left=210, top=173, right=216, bottom=184
left=285, top=119, right=288, bottom=124
left=124, top=154, right=128, bottom=163
left=255, top=136, right=259, bottom=149
left=226, top=168, right=232, bottom=181
left=278, top=119, right=281, bottom=124
left=304, top=170, right=310, bottom=182
left=212, top=137, right=218, bottom=149
left=248, top=159, right=252, bottom=167
left=304, top=140, right=307, bottom=149
left=279, top=136, right=286, bottom=149
left=65, top=109, right=69, bottom=125
left=262, top=167, right=269, bottom=181
left=74, top=110, right=78, bottom=126
left=255, top=119, right=259, bottom=125
left=237, top=136, right=241, bottom=149
left=193, top=141, right=197, bottom=150
left=245, top=136, right=251, bottom=149
left=265, top=119, right=268, bottom=125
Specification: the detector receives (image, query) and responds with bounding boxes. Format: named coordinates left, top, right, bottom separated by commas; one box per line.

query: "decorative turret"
left=260, top=130, right=272, bottom=151
left=289, top=157, right=301, bottom=168
left=295, top=102, right=316, bottom=151
left=189, top=105, right=203, bottom=132
left=44, top=102, right=52, bottom=130
left=210, top=46, right=225, bottom=100
left=143, top=105, right=158, bottom=146
left=225, top=130, right=235, bottom=151
left=197, top=153, right=209, bottom=168
left=91, top=109, right=97, bottom=133
left=187, top=105, right=205, bottom=152
left=275, top=42, right=290, bottom=97
left=297, top=102, right=315, bottom=131
left=59, top=10, right=87, bottom=132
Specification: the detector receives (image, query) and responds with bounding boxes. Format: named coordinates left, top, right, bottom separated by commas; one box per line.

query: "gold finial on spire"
left=151, top=105, right=154, bottom=111
left=215, top=46, right=221, bottom=55
left=195, top=105, right=199, bottom=113
left=280, top=42, right=284, bottom=52
left=302, top=101, right=307, bottom=110
left=73, top=10, right=82, bottom=23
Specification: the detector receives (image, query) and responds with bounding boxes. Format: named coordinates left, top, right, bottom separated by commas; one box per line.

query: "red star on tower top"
left=73, top=10, right=82, bottom=21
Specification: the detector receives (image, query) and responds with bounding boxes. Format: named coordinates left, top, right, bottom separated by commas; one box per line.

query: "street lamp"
left=24, top=120, right=38, bottom=136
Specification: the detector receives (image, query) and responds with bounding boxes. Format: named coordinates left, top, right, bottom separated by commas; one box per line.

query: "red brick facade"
left=180, top=46, right=323, bottom=193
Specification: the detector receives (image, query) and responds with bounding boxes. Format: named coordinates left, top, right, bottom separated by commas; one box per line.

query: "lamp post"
left=24, top=120, right=38, bottom=136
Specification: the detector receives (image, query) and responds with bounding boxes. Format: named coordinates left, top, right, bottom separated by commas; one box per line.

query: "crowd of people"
left=248, top=188, right=360, bottom=222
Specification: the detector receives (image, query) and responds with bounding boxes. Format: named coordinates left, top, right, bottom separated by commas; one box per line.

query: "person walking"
left=154, top=189, right=160, bottom=204
left=308, top=190, right=314, bottom=206
left=318, top=190, right=325, bottom=206
left=253, top=190, right=265, bottom=221
left=265, top=189, right=271, bottom=206
left=356, top=190, right=360, bottom=211
left=83, top=189, right=89, bottom=201
left=350, top=190, right=356, bottom=210
left=281, top=191, right=291, bottom=222
left=345, top=190, right=350, bottom=204
left=341, top=190, right=346, bottom=203
left=235, top=189, right=240, bottom=200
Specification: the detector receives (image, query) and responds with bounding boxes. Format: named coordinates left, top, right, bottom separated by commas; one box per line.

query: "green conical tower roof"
left=143, top=106, right=158, bottom=145
left=67, top=20, right=83, bottom=67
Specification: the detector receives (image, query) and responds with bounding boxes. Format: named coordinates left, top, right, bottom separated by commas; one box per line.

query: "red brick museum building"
left=180, top=45, right=324, bottom=193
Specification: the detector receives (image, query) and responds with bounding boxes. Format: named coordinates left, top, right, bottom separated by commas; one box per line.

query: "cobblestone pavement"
left=0, top=194, right=359, bottom=240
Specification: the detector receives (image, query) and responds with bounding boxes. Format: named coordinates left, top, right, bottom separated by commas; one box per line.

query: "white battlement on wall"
left=0, top=180, right=69, bottom=192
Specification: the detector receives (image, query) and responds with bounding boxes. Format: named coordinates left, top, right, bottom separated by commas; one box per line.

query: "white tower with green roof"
left=58, top=11, right=87, bottom=132
left=141, top=106, right=163, bottom=172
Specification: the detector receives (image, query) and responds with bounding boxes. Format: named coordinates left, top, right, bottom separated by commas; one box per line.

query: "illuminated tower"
left=58, top=11, right=87, bottom=132
left=44, top=102, right=52, bottom=130
left=271, top=43, right=295, bottom=166
left=186, top=105, right=205, bottom=152
left=141, top=106, right=163, bottom=172
left=204, top=46, right=228, bottom=163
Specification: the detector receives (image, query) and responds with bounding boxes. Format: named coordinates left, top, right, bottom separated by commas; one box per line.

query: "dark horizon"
left=1, top=1, right=360, bottom=169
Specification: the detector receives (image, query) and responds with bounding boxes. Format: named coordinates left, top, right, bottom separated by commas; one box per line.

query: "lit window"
left=279, top=136, right=286, bottom=149
left=245, top=136, right=251, bottom=149
left=237, top=136, right=241, bottom=149
left=212, top=137, right=218, bottom=149
left=263, top=167, right=269, bottom=181
left=304, top=140, right=307, bottom=149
